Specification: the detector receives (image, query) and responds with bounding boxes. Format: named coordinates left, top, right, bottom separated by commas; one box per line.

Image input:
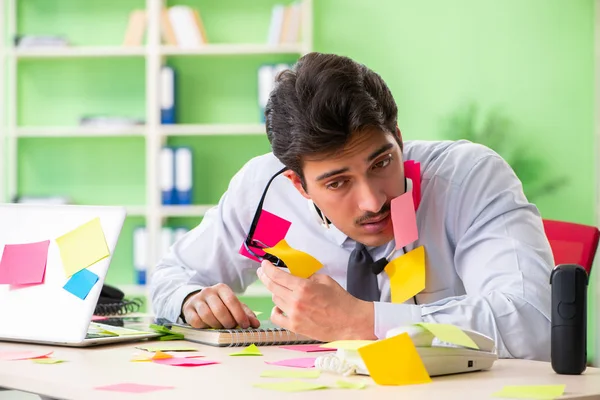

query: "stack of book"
left=266, top=2, right=302, bottom=45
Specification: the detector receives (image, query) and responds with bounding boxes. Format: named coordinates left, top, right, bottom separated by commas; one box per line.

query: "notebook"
left=166, top=321, right=320, bottom=347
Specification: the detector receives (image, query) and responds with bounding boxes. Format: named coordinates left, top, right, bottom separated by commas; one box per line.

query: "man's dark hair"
left=265, top=52, right=399, bottom=182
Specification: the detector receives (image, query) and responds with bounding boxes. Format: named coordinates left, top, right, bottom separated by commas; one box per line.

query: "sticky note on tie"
left=492, top=384, right=566, bottom=399
left=391, top=191, right=418, bottom=249
left=56, top=218, right=110, bottom=277
left=63, top=268, right=99, bottom=300
left=229, top=344, right=262, bottom=356
left=239, top=210, right=292, bottom=262
left=357, top=332, right=431, bottom=386
left=385, top=246, right=425, bottom=304
left=0, top=240, right=49, bottom=285
left=264, top=239, right=323, bottom=279
left=414, top=323, right=479, bottom=349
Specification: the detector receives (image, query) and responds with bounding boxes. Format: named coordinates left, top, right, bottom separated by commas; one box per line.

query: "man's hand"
left=181, top=283, right=260, bottom=329
left=257, top=260, right=376, bottom=342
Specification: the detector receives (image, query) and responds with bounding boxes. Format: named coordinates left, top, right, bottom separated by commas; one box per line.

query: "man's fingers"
left=193, top=300, right=222, bottom=328
left=205, top=294, right=237, bottom=328
left=258, top=260, right=295, bottom=297
left=270, top=306, right=288, bottom=330
left=241, top=303, right=261, bottom=328
left=183, top=307, right=208, bottom=329
left=217, top=285, right=251, bottom=329
left=260, top=260, right=304, bottom=290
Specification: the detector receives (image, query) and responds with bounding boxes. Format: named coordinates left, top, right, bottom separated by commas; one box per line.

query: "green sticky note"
left=158, top=334, right=184, bottom=341
left=230, top=344, right=263, bottom=356
left=253, top=311, right=263, bottom=317
left=33, top=358, right=65, bottom=364
left=253, top=381, right=328, bottom=392
left=336, top=380, right=366, bottom=389
left=492, top=385, right=566, bottom=399
left=414, top=323, right=479, bottom=349
left=260, top=370, right=321, bottom=379
left=136, top=345, right=198, bottom=352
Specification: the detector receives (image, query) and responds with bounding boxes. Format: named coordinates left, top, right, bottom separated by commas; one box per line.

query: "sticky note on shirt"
left=56, top=218, right=110, bottom=277
left=404, top=160, right=421, bottom=211
left=357, top=332, right=431, bottom=386
left=264, top=239, right=323, bottom=279
left=385, top=246, right=425, bottom=304
left=492, top=384, right=566, bottom=399
left=414, top=323, right=479, bottom=349
left=391, top=191, right=418, bottom=249
left=63, top=268, right=99, bottom=300
left=0, top=240, right=49, bottom=285
left=239, top=210, right=291, bottom=262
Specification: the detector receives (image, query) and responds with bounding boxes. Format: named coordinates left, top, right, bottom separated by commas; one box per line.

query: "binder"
left=258, top=64, right=274, bottom=122
left=174, top=147, right=193, bottom=205
left=133, top=227, right=147, bottom=285
left=160, top=146, right=176, bottom=205
left=160, top=65, right=176, bottom=124
left=160, top=227, right=173, bottom=259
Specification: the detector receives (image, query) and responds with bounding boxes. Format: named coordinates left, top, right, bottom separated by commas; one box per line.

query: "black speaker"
left=550, top=264, right=588, bottom=375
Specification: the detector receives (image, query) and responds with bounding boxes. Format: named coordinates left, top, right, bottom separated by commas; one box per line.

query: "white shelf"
left=16, top=126, right=146, bottom=137
left=160, top=205, right=215, bottom=217
left=125, top=206, right=147, bottom=217
left=11, top=46, right=145, bottom=59
left=160, top=43, right=303, bottom=56
left=160, top=123, right=265, bottom=136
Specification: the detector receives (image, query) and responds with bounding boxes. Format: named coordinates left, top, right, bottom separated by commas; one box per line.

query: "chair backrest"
left=542, top=219, right=600, bottom=275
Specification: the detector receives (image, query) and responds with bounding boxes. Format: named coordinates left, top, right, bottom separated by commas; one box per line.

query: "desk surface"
left=0, top=340, right=599, bottom=400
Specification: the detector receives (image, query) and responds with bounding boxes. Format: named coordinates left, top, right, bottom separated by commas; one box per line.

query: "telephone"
left=94, top=284, right=143, bottom=317
left=316, top=325, right=498, bottom=377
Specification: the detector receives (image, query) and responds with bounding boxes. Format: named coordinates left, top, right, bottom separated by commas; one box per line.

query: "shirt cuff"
left=165, top=284, right=204, bottom=323
left=374, top=302, right=422, bottom=339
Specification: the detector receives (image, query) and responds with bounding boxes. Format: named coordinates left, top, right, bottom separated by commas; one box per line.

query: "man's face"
left=287, top=129, right=405, bottom=247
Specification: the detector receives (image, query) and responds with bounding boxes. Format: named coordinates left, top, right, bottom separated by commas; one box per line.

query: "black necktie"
left=346, top=243, right=381, bottom=301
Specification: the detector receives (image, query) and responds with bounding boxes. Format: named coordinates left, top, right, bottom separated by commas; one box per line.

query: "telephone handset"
left=94, top=284, right=143, bottom=316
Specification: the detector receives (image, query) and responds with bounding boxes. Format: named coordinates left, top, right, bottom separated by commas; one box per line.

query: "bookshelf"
left=0, top=0, right=312, bottom=309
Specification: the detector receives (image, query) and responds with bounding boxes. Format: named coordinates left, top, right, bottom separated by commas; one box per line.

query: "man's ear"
left=283, top=170, right=310, bottom=199
left=395, top=126, right=404, bottom=151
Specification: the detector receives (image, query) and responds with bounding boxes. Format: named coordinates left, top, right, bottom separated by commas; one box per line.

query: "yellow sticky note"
left=357, top=332, right=431, bottom=386
left=260, top=370, right=321, bottom=379
left=253, top=380, right=328, bottom=392
left=130, top=354, right=153, bottom=362
left=415, top=323, right=479, bottom=349
left=385, top=246, right=425, bottom=304
left=56, top=218, right=110, bottom=277
left=336, top=380, right=366, bottom=389
left=320, top=340, right=375, bottom=350
left=264, top=239, right=323, bottom=279
left=492, top=384, right=566, bottom=399
left=32, top=358, right=64, bottom=364
left=151, top=351, right=173, bottom=360
left=230, top=344, right=262, bottom=356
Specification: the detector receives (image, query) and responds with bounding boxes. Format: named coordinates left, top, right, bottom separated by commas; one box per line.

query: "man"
left=150, top=52, right=553, bottom=361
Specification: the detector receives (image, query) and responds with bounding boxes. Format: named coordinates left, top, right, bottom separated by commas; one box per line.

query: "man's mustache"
left=355, top=203, right=391, bottom=225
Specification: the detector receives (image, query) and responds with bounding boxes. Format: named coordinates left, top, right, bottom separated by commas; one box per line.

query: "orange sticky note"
left=357, top=333, right=431, bottom=386
left=151, top=351, right=173, bottom=360
left=264, top=239, right=323, bottom=279
left=385, top=246, right=425, bottom=304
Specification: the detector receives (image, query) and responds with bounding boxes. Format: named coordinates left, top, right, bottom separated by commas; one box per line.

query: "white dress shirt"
left=150, top=140, right=553, bottom=361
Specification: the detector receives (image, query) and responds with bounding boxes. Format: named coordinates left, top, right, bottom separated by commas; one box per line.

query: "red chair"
left=542, top=219, right=600, bottom=275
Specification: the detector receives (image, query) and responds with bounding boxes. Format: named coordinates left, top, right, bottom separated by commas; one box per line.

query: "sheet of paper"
left=32, top=358, right=64, bottom=364
left=239, top=210, right=291, bottom=262
left=56, top=217, right=110, bottom=277
left=320, top=340, right=375, bottom=351
left=336, top=380, right=366, bottom=389
left=492, top=384, right=566, bottom=399
left=153, top=358, right=218, bottom=367
left=414, top=322, right=479, bottom=349
left=385, top=246, right=426, bottom=304
left=265, top=357, right=316, bottom=368
left=264, top=239, right=323, bottom=279
left=230, top=344, right=263, bottom=356
left=391, top=191, right=418, bottom=249
left=279, top=344, right=335, bottom=353
left=253, top=381, right=328, bottom=392
left=260, top=370, right=321, bottom=379
left=94, top=383, right=175, bottom=393
left=62, top=268, right=99, bottom=300
left=136, top=345, right=198, bottom=352
left=404, top=160, right=421, bottom=210
left=0, top=240, right=49, bottom=285
left=0, top=350, right=53, bottom=361
left=357, top=332, right=431, bottom=386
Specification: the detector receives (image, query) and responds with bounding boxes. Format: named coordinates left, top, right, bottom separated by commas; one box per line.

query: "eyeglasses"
left=242, top=167, right=288, bottom=268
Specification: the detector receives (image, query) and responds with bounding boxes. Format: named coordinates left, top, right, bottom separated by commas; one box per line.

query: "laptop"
left=0, top=203, right=159, bottom=347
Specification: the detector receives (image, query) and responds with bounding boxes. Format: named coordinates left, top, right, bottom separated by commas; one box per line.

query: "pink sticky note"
left=153, top=358, right=219, bottom=367
left=10, top=268, right=46, bottom=290
left=94, top=383, right=174, bottom=393
left=404, top=161, right=421, bottom=211
left=239, top=210, right=292, bottom=262
left=279, top=344, right=335, bottom=353
left=266, top=357, right=317, bottom=368
left=391, top=192, right=418, bottom=250
left=0, top=350, right=53, bottom=361
left=0, top=241, right=50, bottom=285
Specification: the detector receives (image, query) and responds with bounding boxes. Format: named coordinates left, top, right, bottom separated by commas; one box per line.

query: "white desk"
left=0, top=340, right=599, bottom=400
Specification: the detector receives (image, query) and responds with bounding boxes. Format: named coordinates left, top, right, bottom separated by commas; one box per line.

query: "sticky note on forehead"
left=264, top=239, right=323, bottom=279
left=239, top=210, right=291, bottom=262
